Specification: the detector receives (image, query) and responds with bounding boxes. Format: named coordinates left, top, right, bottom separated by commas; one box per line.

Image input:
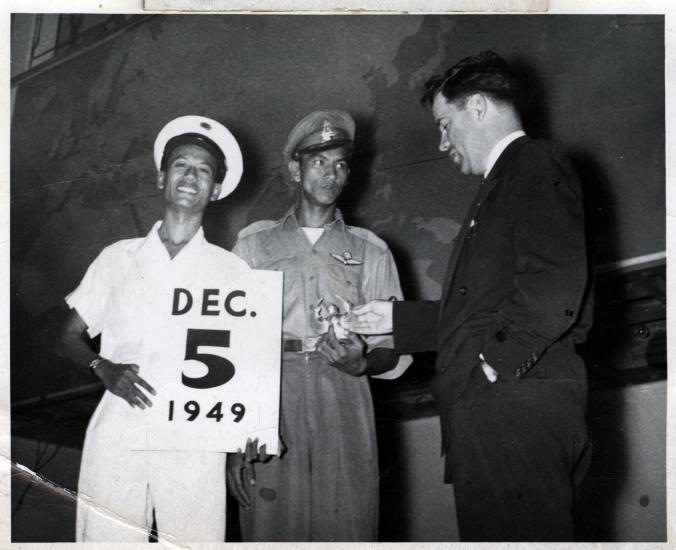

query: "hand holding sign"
left=93, top=359, right=156, bottom=409
left=226, top=437, right=273, bottom=509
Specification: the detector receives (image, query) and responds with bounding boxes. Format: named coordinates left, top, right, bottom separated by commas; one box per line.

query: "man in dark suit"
left=351, top=51, right=592, bottom=541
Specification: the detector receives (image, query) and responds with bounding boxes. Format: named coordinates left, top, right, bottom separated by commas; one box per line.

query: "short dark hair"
left=160, top=133, right=226, bottom=183
left=421, top=51, right=517, bottom=108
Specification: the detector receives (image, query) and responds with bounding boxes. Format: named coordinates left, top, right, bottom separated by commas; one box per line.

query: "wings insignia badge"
left=330, top=250, right=363, bottom=266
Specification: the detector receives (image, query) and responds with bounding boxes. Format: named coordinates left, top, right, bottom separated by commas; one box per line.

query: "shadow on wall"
left=516, top=53, right=635, bottom=539
left=511, top=56, right=551, bottom=139
left=569, top=145, right=627, bottom=542
left=569, top=148, right=622, bottom=265
left=202, top=117, right=274, bottom=250
left=10, top=301, right=97, bottom=400
left=335, top=114, right=378, bottom=224
left=510, top=59, right=636, bottom=542
left=576, top=387, right=630, bottom=541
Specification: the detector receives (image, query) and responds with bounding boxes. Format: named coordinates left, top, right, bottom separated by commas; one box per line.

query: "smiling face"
left=290, top=146, right=350, bottom=208
left=157, top=143, right=222, bottom=211
left=432, top=92, right=485, bottom=176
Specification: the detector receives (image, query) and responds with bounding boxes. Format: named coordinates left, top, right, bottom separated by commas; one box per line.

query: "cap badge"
left=330, top=250, right=362, bottom=266
left=320, top=120, right=337, bottom=143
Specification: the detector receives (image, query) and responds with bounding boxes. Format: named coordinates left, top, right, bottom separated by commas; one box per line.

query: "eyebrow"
left=171, top=154, right=214, bottom=165
left=313, top=152, right=348, bottom=163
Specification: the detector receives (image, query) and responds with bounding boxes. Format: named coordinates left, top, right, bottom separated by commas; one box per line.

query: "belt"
left=283, top=337, right=320, bottom=353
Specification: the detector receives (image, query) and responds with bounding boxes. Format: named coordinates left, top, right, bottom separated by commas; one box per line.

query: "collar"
left=138, top=220, right=165, bottom=254
left=137, top=220, right=207, bottom=262
left=281, top=206, right=345, bottom=231
left=483, top=130, right=526, bottom=179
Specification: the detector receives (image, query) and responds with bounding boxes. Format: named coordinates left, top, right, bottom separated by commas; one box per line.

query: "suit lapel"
left=438, top=192, right=477, bottom=307
left=438, top=136, right=530, bottom=312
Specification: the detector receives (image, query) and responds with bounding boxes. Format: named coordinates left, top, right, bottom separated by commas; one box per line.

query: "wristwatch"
left=89, top=357, right=104, bottom=375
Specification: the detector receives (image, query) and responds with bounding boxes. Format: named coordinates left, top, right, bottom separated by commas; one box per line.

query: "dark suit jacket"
left=393, top=136, right=592, bottom=456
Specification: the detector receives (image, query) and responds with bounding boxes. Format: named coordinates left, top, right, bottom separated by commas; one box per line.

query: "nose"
left=325, top=165, right=337, bottom=181
left=438, top=131, right=450, bottom=152
left=184, top=164, right=198, bottom=180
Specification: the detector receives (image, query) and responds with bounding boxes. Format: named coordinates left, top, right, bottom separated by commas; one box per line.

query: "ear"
left=157, top=171, right=165, bottom=190
left=288, top=160, right=301, bottom=183
left=210, top=182, right=222, bottom=201
left=466, top=93, right=488, bottom=122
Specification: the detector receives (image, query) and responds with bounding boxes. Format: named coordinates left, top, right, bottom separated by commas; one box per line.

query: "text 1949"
left=168, top=400, right=246, bottom=423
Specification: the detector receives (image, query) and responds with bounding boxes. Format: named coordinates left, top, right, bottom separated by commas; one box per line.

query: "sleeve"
left=392, top=300, right=439, bottom=353
left=481, top=149, right=589, bottom=379
left=361, top=246, right=413, bottom=380
left=64, top=247, right=116, bottom=338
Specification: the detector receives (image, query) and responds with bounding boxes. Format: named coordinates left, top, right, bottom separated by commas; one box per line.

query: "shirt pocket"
left=257, top=255, right=300, bottom=296
left=324, top=263, right=362, bottom=305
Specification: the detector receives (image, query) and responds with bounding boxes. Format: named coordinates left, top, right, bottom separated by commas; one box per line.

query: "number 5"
left=183, top=329, right=235, bottom=389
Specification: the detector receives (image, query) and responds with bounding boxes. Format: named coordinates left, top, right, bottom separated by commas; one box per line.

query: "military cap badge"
left=320, top=120, right=337, bottom=143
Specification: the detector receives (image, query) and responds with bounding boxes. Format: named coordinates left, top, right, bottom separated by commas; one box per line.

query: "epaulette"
left=236, top=219, right=279, bottom=239
left=345, top=225, right=389, bottom=251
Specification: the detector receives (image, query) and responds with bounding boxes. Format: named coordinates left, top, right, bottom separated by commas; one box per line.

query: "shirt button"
left=309, top=275, right=315, bottom=281
left=459, top=286, right=467, bottom=295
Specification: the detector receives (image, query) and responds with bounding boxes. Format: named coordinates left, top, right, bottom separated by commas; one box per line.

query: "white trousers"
left=76, top=447, right=226, bottom=542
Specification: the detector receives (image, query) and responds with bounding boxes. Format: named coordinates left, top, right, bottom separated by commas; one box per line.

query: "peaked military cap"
left=283, top=110, right=355, bottom=165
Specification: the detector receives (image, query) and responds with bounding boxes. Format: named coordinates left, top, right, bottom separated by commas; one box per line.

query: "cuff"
left=482, top=330, right=545, bottom=380
left=392, top=300, right=438, bottom=353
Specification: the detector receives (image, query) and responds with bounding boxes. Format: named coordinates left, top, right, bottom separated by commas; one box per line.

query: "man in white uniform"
left=59, top=116, right=247, bottom=542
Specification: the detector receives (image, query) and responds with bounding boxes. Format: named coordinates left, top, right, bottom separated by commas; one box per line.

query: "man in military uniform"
left=59, top=116, right=248, bottom=542
left=227, top=110, right=411, bottom=542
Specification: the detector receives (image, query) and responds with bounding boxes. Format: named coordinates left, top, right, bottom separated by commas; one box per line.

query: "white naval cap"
left=154, top=115, right=243, bottom=200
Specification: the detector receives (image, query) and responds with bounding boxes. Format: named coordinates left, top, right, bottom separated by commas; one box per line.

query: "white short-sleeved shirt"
left=66, top=221, right=250, bottom=445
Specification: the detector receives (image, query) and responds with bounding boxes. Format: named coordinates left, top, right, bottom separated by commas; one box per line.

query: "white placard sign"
left=127, top=268, right=283, bottom=454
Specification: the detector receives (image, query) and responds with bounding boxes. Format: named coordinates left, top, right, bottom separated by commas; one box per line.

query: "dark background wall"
left=10, top=14, right=665, bottom=400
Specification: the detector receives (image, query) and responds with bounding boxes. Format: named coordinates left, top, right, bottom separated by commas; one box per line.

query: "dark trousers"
left=447, top=363, right=590, bottom=542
